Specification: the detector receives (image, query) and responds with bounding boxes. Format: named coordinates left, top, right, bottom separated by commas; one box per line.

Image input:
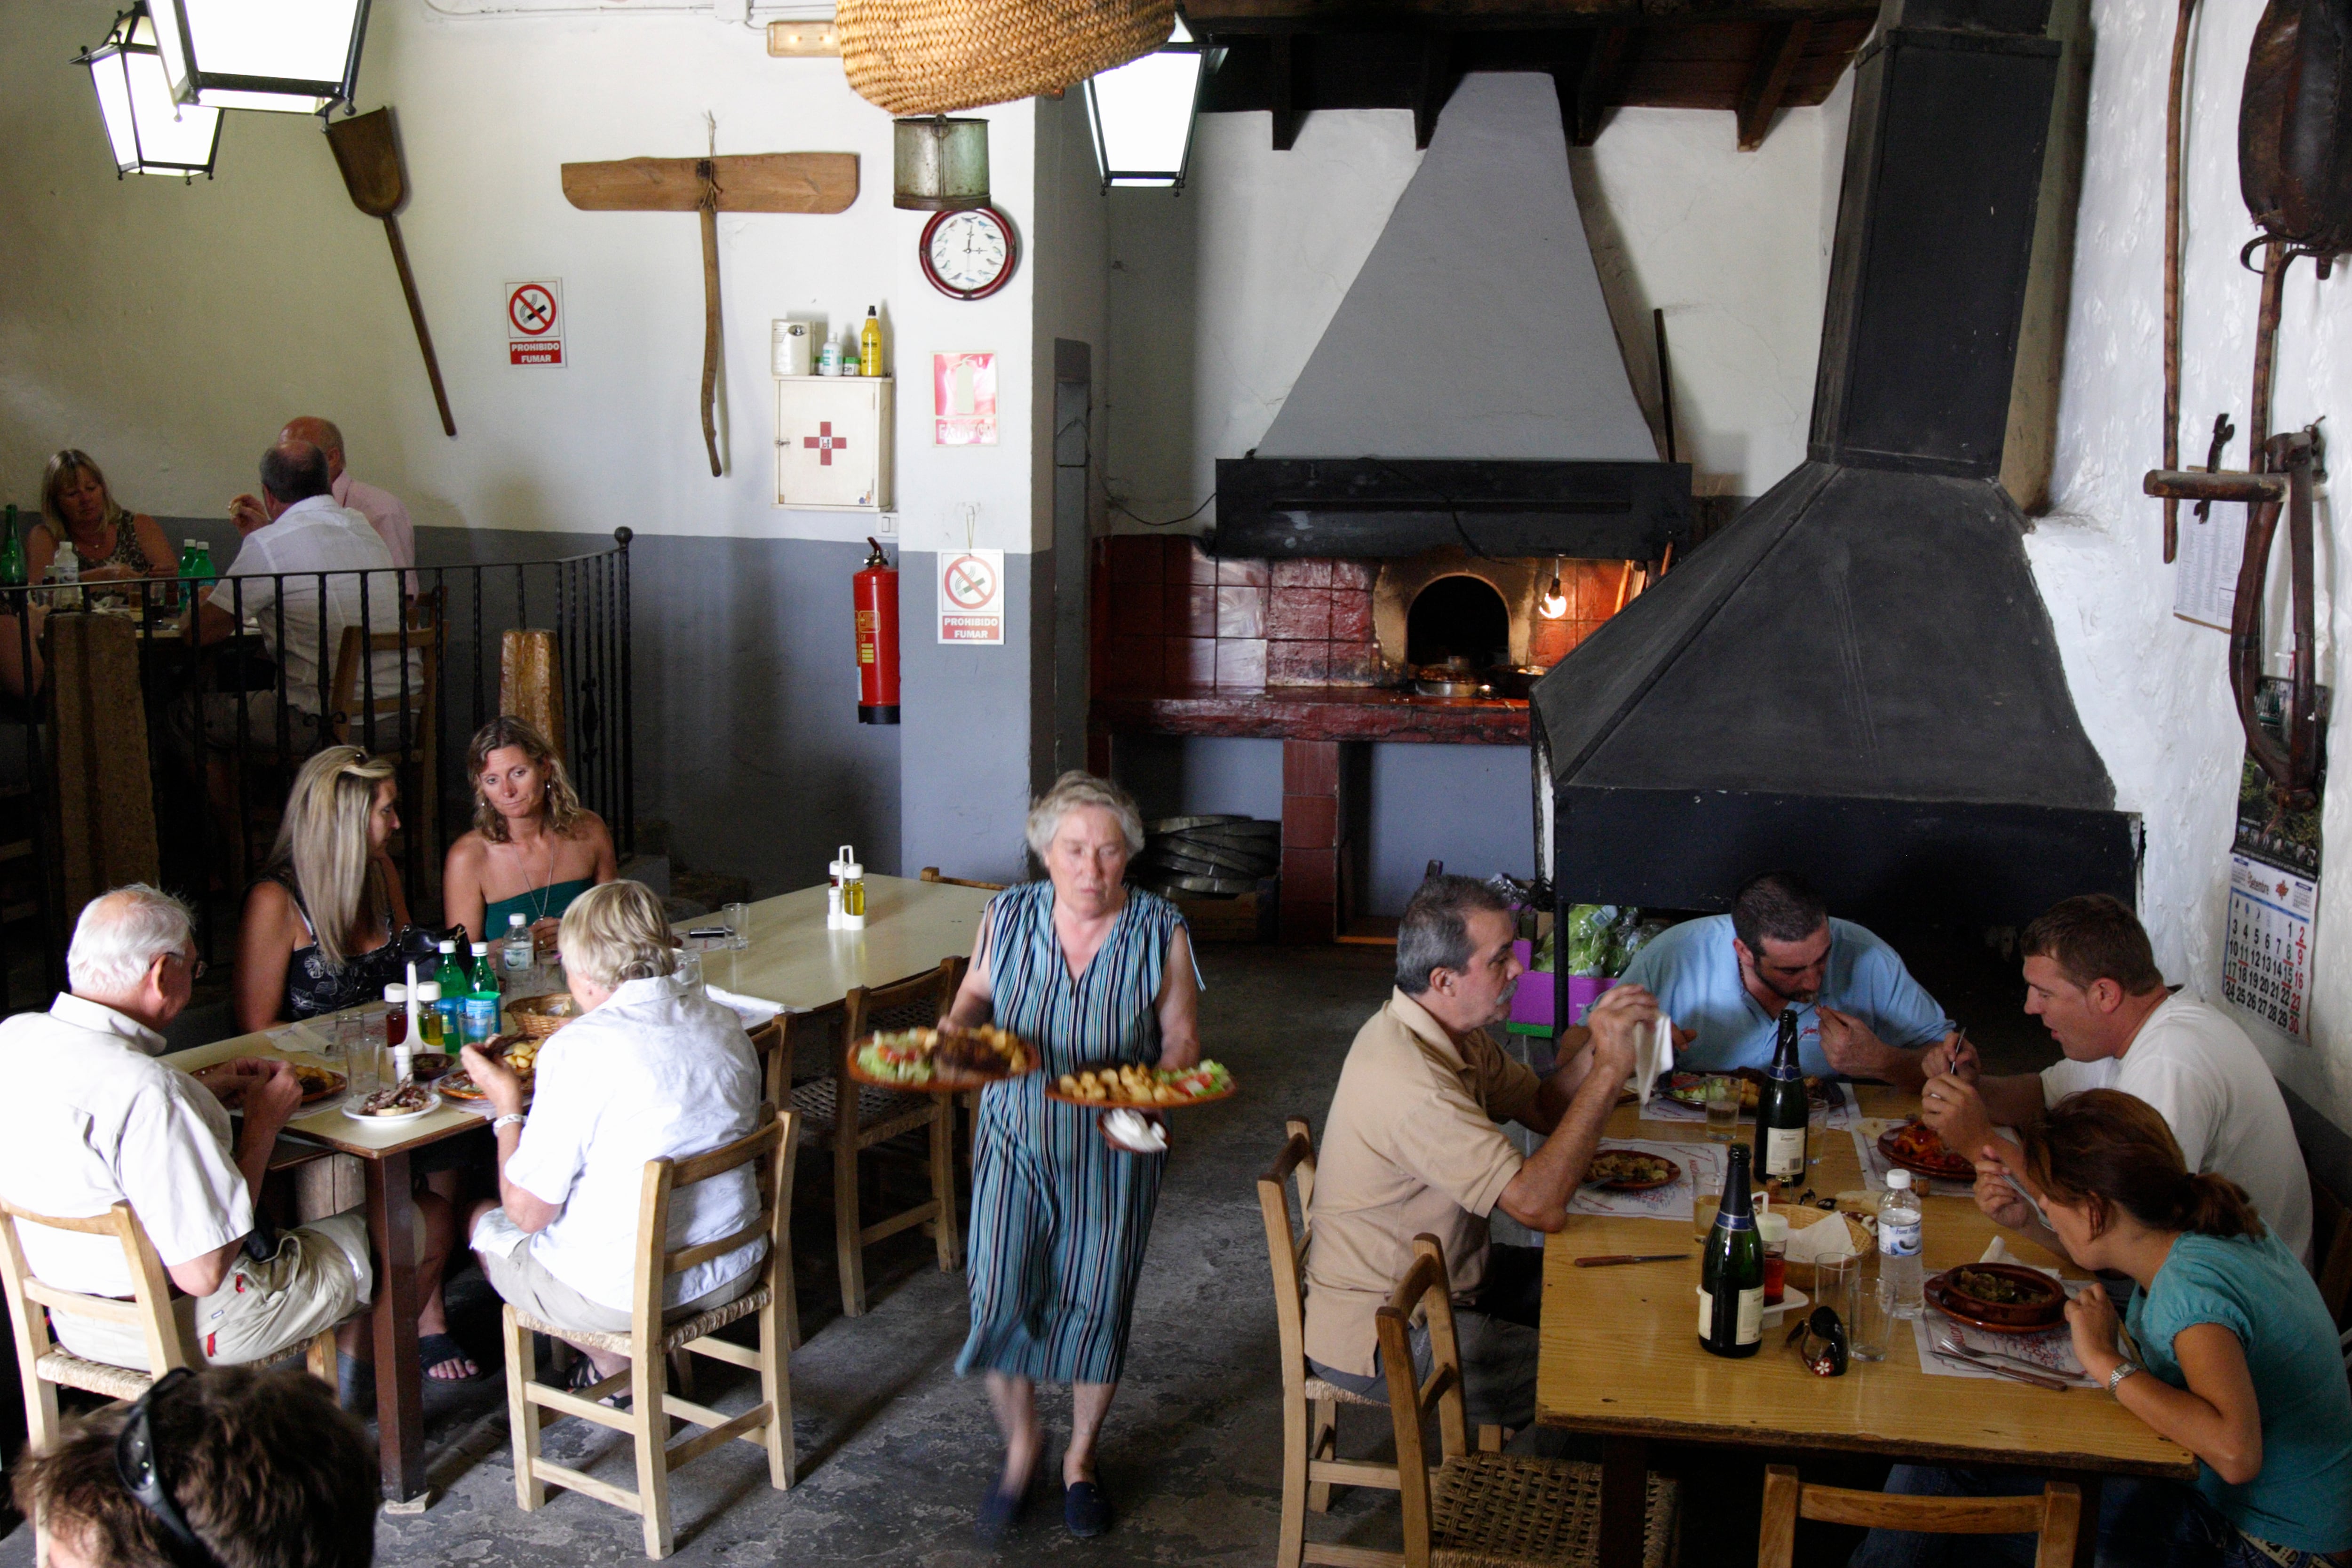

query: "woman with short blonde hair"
left=555, top=881, right=677, bottom=989
left=441, top=716, right=616, bottom=955
left=234, top=746, right=423, bottom=1030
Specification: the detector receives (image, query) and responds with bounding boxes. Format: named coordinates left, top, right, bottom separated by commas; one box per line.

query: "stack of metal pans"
left=1134, top=815, right=1280, bottom=898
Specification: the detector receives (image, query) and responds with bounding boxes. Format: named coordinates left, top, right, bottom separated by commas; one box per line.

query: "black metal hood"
left=1532, top=0, right=2139, bottom=928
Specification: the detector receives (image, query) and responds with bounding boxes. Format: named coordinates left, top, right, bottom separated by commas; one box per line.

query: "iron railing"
left=0, top=528, right=633, bottom=1009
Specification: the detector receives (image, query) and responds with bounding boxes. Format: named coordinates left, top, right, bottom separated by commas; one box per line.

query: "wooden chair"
left=1756, top=1465, right=2078, bottom=1568
left=789, top=959, right=964, bottom=1316
left=2312, top=1177, right=2352, bottom=1333
left=329, top=588, right=442, bottom=893
left=919, top=866, right=1008, bottom=891
left=1261, top=1116, right=1401, bottom=1568
left=0, top=1199, right=337, bottom=1457
left=1375, top=1234, right=1679, bottom=1568
left=501, top=1106, right=800, bottom=1560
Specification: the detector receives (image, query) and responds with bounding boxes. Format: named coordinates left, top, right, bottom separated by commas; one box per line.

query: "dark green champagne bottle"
left=0, top=506, right=24, bottom=589
left=1756, top=1007, right=1809, bottom=1184
left=1699, top=1143, right=1764, bottom=1357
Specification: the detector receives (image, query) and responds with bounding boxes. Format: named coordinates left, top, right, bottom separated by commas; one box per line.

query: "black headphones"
left=114, top=1368, right=226, bottom=1568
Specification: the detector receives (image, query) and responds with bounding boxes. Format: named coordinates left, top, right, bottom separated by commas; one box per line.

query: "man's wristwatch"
left=2106, top=1360, right=2143, bottom=1393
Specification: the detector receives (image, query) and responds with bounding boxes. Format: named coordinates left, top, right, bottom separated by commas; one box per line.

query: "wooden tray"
left=1044, top=1059, right=1236, bottom=1110
left=1879, top=1120, right=1977, bottom=1182
left=1583, top=1148, right=1682, bottom=1193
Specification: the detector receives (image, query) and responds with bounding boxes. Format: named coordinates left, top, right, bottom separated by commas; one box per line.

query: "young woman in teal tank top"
left=441, top=716, right=616, bottom=956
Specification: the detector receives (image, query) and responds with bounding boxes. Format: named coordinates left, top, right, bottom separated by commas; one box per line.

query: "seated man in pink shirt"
left=276, top=416, right=413, bottom=568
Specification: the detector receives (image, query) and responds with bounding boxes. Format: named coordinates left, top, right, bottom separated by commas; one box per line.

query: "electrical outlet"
left=877, top=513, right=898, bottom=537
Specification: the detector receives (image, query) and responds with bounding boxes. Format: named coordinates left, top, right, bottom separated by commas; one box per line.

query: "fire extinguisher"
left=855, top=536, right=900, bottom=725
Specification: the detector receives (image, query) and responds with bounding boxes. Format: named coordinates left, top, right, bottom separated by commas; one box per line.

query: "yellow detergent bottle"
left=859, top=306, right=882, bottom=377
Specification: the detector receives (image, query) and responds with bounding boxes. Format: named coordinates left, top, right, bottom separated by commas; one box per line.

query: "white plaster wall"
left=1103, top=89, right=1850, bottom=525
left=2030, top=0, right=2352, bottom=1126
left=0, top=0, right=1041, bottom=552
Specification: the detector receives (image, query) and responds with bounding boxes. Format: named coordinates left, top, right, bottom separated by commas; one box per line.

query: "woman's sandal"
left=565, top=1353, right=630, bottom=1409
left=417, top=1332, right=480, bottom=1382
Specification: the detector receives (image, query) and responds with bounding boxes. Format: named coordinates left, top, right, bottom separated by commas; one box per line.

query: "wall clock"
left=919, top=205, right=1017, bottom=301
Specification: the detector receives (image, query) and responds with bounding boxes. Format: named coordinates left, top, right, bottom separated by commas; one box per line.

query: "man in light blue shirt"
left=1619, top=871, right=1954, bottom=1088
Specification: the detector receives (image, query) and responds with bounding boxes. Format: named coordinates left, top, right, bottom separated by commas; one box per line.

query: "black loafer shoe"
left=976, top=1481, right=1025, bottom=1546
left=1064, top=1479, right=1111, bottom=1538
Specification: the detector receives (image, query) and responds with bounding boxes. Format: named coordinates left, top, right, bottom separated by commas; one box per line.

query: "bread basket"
left=507, top=993, right=579, bottom=1039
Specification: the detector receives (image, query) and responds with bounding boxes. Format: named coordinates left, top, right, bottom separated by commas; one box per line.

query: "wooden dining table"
left=1538, top=1085, right=2196, bottom=1568
left=161, top=870, right=996, bottom=1506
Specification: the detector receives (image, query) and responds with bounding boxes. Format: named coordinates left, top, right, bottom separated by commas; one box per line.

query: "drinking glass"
left=1704, top=1075, right=1740, bottom=1141
left=361, top=1008, right=389, bottom=1068
left=323, top=1013, right=357, bottom=1072
left=1834, top=1258, right=1894, bottom=1363
left=348, top=1037, right=381, bottom=1100
left=723, top=901, right=751, bottom=951
left=675, top=948, right=704, bottom=994
left=1689, top=1151, right=1722, bottom=1241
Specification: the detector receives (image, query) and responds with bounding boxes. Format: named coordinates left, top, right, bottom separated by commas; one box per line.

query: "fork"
left=1932, top=1332, right=2068, bottom=1391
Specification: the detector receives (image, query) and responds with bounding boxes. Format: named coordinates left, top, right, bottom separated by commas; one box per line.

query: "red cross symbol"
left=803, top=422, right=850, bottom=466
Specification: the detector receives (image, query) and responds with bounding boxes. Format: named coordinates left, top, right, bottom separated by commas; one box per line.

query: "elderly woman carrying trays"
left=943, top=771, right=1202, bottom=1543
left=460, top=881, right=765, bottom=1393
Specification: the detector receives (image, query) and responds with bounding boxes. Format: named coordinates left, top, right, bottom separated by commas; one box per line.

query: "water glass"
left=1825, top=1255, right=1894, bottom=1363
left=723, top=901, right=751, bottom=951
left=348, top=1037, right=381, bottom=1100
left=361, top=1008, right=389, bottom=1067
left=1688, top=1152, right=1722, bottom=1241
left=675, top=948, right=704, bottom=994
left=324, top=1013, right=358, bottom=1071
left=1704, top=1075, right=1740, bottom=1141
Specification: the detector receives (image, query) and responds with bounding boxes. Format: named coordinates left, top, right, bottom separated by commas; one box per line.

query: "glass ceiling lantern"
left=893, top=116, right=990, bottom=212
left=77, top=5, right=223, bottom=182
left=1085, top=15, right=1207, bottom=190
left=149, top=0, right=371, bottom=116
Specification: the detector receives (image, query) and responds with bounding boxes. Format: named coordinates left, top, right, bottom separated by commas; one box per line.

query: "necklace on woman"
left=524, top=812, right=559, bottom=923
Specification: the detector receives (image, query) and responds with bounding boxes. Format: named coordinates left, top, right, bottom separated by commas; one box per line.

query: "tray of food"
left=1924, top=1263, right=2066, bottom=1333
left=1582, top=1147, right=1682, bottom=1192
left=343, top=1084, right=441, bottom=1122
left=849, top=1026, right=1037, bottom=1092
left=407, top=1052, right=455, bottom=1083
left=1661, top=1069, right=1839, bottom=1113
left=291, top=1065, right=347, bottom=1105
left=1879, top=1119, right=1978, bottom=1182
left=439, top=1035, right=540, bottom=1102
left=1048, top=1060, right=1236, bottom=1109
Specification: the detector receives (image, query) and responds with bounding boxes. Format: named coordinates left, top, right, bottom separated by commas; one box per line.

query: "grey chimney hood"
left=1531, top=0, right=2140, bottom=931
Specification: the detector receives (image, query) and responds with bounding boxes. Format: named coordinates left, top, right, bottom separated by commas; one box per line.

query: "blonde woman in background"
left=441, top=715, right=616, bottom=955
left=31, top=448, right=175, bottom=585
left=234, top=746, right=426, bottom=1032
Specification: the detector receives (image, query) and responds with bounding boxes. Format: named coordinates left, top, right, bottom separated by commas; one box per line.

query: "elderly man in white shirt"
left=462, top=880, right=765, bottom=1386
left=277, top=414, right=415, bottom=569
left=0, top=886, right=463, bottom=1372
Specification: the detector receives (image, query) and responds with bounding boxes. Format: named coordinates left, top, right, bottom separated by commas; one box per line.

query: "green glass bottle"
left=1756, top=1008, right=1810, bottom=1185
left=0, top=506, right=25, bottom=590
left=1699, top=1143, right=1765, bottom=1358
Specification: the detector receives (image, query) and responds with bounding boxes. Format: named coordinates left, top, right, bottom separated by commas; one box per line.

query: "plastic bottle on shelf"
left=1879, top=1168, right=1925, bottom=1318
left=859, top=306, right=882, bottom=376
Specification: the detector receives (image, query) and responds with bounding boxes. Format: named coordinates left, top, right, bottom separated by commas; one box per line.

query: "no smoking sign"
left=505, top=278, right=564, bottom=367
left=937, top=548, right=1004, bottom=645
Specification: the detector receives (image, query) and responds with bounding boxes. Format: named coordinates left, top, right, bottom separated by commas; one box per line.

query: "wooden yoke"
left=560, top=152, right=858, bottom=478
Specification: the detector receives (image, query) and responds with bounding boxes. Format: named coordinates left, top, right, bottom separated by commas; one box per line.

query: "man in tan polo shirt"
left=1304, top=875, right=1654, bottom=1429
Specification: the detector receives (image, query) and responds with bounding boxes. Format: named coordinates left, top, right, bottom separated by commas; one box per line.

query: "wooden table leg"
left=1597, top=1434, right=1651, bottom=1568
left=365, top=1151, right=427, bottom=1504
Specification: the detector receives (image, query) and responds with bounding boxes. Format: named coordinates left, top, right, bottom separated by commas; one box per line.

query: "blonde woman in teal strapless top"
left=441, top=716, right=617, bottom=959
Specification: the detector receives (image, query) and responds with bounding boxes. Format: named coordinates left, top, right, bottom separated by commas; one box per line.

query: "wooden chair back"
left=747, top=1015, right=788, bottom=1107
left=1375, top=1234, right=1472, bottom=1568
left=919, top=867, right=1009, bottom=891
left=1756, top=1466, right=2079, bottom=1568
left=2312, top=1176, right=2352, bottom=1334
left=0, top=1194, right=186, bottom=1392
left=1258, top=1116, right=1319, bottom=1396
left=629, top=1104, right=796, bottom=1343
left=839, top=957, right=968, bottom=1113
left=329, top=592, right=441, bottom=753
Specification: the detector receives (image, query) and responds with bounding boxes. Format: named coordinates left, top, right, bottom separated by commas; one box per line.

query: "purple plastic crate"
left=1509, top=943, right=1617, bottom=1030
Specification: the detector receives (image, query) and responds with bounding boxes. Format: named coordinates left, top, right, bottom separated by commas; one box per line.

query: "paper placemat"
left=1851, top=1118, right=2018, bottom=1194
left=1912, top=1283, right=2097, bottom=1388
left=1642, top=1080, right=1860, bottom=1131
left=1572, top=1140, right=1719, bottom=1221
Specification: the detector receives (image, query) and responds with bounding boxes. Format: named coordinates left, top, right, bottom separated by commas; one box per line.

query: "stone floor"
left=0, top=936, right=2060, bottom=1568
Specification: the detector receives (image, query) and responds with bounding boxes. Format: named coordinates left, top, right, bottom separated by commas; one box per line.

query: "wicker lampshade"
left=837, top=0, right=1173, bottom=117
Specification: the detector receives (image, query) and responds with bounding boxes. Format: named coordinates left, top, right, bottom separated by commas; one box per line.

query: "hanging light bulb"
left=1539, top=558, right=1568, bottom=620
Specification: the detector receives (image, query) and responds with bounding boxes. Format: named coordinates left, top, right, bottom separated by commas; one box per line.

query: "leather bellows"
left=2241, top=0, right=2352, bottom=256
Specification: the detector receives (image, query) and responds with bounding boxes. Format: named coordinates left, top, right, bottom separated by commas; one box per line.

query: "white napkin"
left=1634, top=1012, right=1671, bottom=1112
left=1787, top=1209, right=1868, bottom=1265
left=1978, top=1235, right=2061, bottom=1278
left=705, top=985, right=786, bottom=1029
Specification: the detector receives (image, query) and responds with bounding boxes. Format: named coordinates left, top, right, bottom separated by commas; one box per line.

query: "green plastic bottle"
left=0, top=506, right=25, bottom=590
left=462, top=942, right=501, bottom=1045
left=433, top=939, right=468, bottom=1044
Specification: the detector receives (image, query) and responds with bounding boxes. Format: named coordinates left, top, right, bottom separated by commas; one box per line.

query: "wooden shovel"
left=562, top=152, right=858, bottom=477
left=326, top=108, right=457, bottom=438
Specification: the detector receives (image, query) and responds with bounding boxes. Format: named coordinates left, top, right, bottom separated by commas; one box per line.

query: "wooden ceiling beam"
left=1271, top=32, right=1305, bottom=148
left=1412, top=32, right=1458, bottom=146
left=1734, top=16, right=1812, bottom=148
left=1566, top=23, right=1632, bottom=144
left=1189, top=0, right=1872, bottom=29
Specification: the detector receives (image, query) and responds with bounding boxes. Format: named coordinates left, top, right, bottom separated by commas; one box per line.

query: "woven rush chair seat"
left=789, top=1078, right=935, bottom=1147
left=511, top=1281, right=771, bottom=1359
left=1302, top=1374, right=1383, bottom=1409
left=1428, top=1455, right=1677, bottom=1568
left=32, top=1349, right=150, bottom=1402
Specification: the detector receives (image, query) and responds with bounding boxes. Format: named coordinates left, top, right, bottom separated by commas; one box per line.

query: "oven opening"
left=1407, top=575, right=1511, bottom=669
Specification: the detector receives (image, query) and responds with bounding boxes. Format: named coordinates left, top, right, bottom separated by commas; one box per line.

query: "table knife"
left=1572, top=1254, right=1692, bottom=1268
left=1933, top=1343, right=2068, bottom=1391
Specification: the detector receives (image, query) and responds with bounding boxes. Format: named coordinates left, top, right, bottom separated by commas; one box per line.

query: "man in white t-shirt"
left=1919, top=894, right=2312, bottom=1264
left=463, top=881, right=765, bottom=1385
left=0, top=886, right=464, bottom=1371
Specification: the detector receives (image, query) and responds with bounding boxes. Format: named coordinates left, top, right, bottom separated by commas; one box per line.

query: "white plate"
left=341, top=1090, right=442, bottom=1124
left=1760, top=1285, right=1812, bottom=1327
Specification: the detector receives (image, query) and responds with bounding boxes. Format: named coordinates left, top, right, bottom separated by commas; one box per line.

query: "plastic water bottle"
left=503, top=912, right=534, bottom=975
left=52, top=541, right=81, bottom=610
left=1879, top=1168, right=1925, bottom=1318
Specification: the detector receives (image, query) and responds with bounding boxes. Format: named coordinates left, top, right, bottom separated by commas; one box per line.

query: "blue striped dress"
left=957, top=881, right=1186, bottom=1385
